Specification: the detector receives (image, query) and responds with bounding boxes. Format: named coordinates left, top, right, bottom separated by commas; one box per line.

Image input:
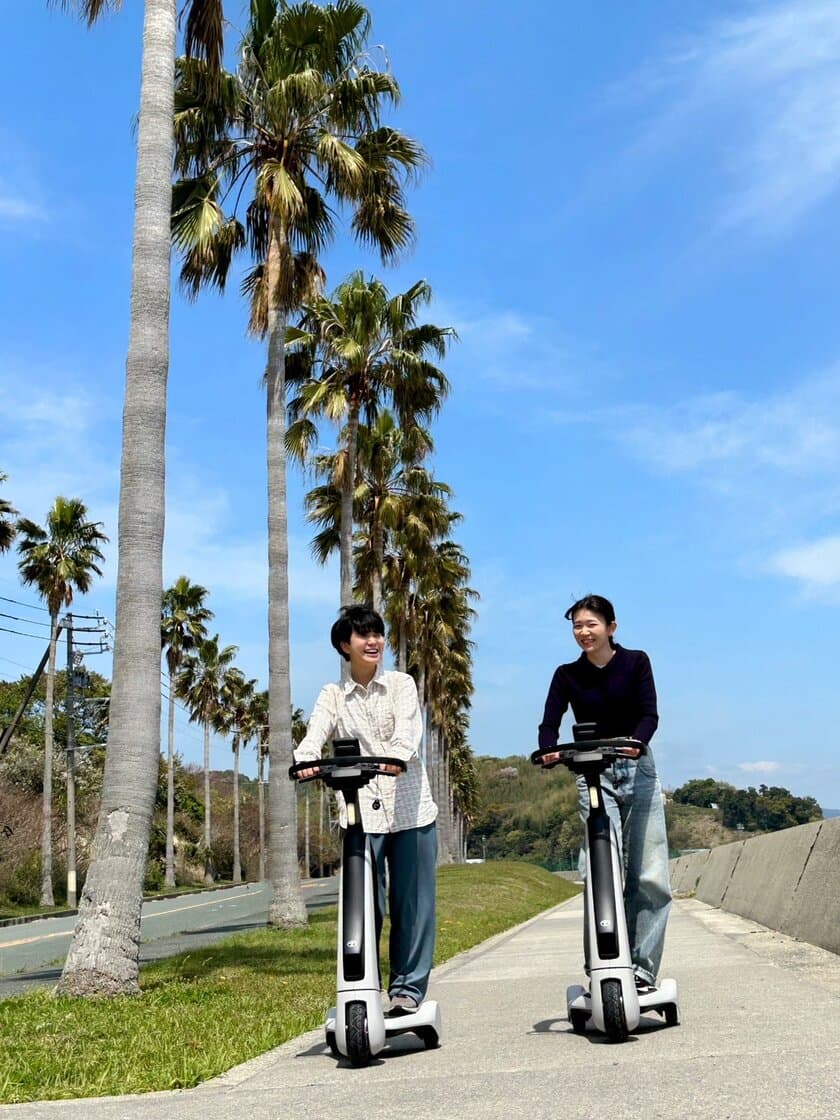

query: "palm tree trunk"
left=371, top=511, right=384, bottom=616
left=257, top=747, right=266, bottom=882
left=340, top=404, right=360, bottom=610
left=203, top=722, right=213, bottom=884
left=303, top=786, right=310, bottom=878
left=232, top=731, right=241, bottom=884
left=40, top=613, right=59, bottom=908
left=265, top=219, right=307, bottom=929
left=398, top=611, right=407, bottom=672
left=165, top=678, right=176, bottom=887
left=58, top=0, right=175, bottom=996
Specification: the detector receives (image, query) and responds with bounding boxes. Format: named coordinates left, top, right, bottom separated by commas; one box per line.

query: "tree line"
left=671, top=778, right=822, bottom=833
left=0, top=0, right=477, bottom=997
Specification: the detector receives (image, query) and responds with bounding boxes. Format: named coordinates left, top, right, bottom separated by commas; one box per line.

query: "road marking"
left=0, top=882, right=330, bottom=951
left=1, top=887, right=262, bottom=948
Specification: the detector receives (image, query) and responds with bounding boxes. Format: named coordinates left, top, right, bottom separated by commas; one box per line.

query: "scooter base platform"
left=325, top=999, right=442, bottom=1058
left=567, top=978, right=680, bottom=1032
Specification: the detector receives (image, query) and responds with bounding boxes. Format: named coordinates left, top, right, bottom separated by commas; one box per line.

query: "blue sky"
left=3, top=1, right=840, bottom=807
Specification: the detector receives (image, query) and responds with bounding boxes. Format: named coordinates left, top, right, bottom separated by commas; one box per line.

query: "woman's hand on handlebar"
left=538, top=751, right=561, bottom=767
left=616, top=738, right=642, bottom=759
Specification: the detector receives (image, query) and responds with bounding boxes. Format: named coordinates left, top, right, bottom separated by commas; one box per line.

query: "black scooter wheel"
left=570, top=1010, right=588, bottom=1034
left=663, top=1003, right=679, bottom=1027
left=345, top=1000, right=372, bottom=1067
left=601, top=979, right=628, bottom=1043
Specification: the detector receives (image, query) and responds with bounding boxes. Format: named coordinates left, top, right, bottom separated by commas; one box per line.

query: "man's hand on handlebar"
left=296, top=765, right=321, bottom=780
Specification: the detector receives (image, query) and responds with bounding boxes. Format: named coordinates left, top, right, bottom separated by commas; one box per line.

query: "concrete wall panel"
left=695, top=840, right=745, bottom=908
left=721, top=821, right=822, bottom=932
left=785, top=818, right=840, bottom=955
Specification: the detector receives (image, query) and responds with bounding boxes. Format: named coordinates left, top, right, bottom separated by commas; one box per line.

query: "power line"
left=0, top=610, right=51, bottom=629
left=0, top=594, right=50, bottom=614
left=0, top=594, right=107, bottom=622
left=0, top=624, right=51, bottom=641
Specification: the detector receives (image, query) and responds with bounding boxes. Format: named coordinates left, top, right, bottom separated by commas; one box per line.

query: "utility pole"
left=65, top=614, right=78, bottom=909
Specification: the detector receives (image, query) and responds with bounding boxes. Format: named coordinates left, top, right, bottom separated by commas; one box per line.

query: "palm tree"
left=244, top=688, right=269, bottom=882
left=0, top=473, right=17, bottom=553
left=161, top=577, right=213, bottom=886
left=286, top=273, right=453, bottom=611
left=16, top=498, right=108, bottom=906
left=303, top=413, right=452, bottom=615
left=171, top=1, right=426, bottom=928
left=217, top=667, right=256, bottom=884
left=56, top=0, right=224, bottom=996
left=176, top=635, right=237, bottom=883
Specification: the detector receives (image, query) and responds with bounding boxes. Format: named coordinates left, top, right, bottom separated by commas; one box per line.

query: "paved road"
left=0, top=879, right=337, bottom=996
left=3, top=895, right=840, bottom=1118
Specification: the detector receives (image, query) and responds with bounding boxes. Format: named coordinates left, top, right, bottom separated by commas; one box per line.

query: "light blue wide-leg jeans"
left=577, top=751, right=672, bottom=983
left=369, top=822, right=438, bottom=1003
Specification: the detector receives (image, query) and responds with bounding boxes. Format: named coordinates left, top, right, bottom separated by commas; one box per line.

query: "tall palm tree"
left=217, top=667, right=256, bottom=884
left=16, top=498, right=108, bottom=906
left=176, top=635, right=237, bottom=883
left=161, top=577, right=213, bottom=886
left=0, top=473, right=17, bottom=553
left=244, top=688, right=269, bottom=882
left=287, top=273, right=453, bottom=610
left=171, top=1, right=426, bottom=928
left=57, top=0, right=224, bottom=996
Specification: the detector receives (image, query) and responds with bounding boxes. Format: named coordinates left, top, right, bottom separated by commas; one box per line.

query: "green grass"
left=0, top=862, right=577, bottom=1103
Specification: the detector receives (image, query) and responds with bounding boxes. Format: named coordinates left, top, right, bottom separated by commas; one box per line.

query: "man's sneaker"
left=635, top=976, right=658, bottom=995
left=386, top=994, right=419, bottom=1017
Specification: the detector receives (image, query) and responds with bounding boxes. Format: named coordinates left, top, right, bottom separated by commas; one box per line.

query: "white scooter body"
left=298, top=748, right=441, bottom=1065
left=533, top=731, right=679, bottom=1041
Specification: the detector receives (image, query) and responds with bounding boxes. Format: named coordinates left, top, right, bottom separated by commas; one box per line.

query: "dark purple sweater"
left=537, top=644, right=659, bottom=749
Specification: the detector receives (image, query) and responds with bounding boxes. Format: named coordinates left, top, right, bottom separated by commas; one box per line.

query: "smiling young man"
left=293, top=604, right=438, bottom=1015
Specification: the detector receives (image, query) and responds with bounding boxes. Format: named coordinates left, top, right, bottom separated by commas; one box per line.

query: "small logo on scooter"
left=345, top=939, right=360, bottom=949
left=599, top=919, right=612, bottom=928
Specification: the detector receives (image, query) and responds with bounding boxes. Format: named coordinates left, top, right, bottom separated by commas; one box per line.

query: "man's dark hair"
left=330, top=604, right=385, bottom=661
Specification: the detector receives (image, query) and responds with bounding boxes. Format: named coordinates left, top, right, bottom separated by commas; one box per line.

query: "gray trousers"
left=369, top=822, right=437, bottom=1003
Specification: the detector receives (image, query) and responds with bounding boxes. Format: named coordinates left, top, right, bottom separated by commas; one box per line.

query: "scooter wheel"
left=325, top=1031, right=340, bottom=1058
left=601, top=979, right=628, bottom=1043
left=663, top=1003, right=679, bottom=1027
left=570, top=1010, right=588, bottom=1034
left=345, top=1000, right=372, bottom=1067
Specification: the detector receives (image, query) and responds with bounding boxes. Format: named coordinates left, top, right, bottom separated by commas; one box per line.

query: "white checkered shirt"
left=293, top=668, right=438, bottom=834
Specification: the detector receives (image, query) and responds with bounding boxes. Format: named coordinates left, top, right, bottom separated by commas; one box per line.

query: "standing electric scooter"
left=532, top=722, right=679, bottom=1042
left=289, top=739, right=442, bottom=1066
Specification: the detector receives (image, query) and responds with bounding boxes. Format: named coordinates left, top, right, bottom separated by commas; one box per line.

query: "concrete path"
left=4, top=895, right=840, bottom=1119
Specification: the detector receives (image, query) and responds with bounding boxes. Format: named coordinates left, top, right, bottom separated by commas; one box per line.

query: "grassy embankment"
left=0, top=862, right=577, bottom=1103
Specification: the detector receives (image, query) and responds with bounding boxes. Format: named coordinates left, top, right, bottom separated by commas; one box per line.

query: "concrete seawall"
left=669, top=815, right=840, bottom=956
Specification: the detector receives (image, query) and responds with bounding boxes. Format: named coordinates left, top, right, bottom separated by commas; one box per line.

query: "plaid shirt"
left=294, top=667, right=438, bottom=834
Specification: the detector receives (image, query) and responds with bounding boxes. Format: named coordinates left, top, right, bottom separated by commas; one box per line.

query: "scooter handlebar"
left=288, top=755, right=408, bottom=783
left=530, top=737, right=647, bottom=769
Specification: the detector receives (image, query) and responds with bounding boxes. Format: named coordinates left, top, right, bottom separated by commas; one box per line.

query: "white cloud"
left=616, top=368, right=840, bottom=478
left=432, top=299, right=611, bottom=396
left=738, top=760, right=782, bottom=774
left=631, top=0, right=840, bottom=234
left=770, top=535, right=840, bottom=589
left=0, top=195, right=48, bottom=223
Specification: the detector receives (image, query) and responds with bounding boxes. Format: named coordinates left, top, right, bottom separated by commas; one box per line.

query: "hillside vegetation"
left=465, top=755, right=810, bottom=867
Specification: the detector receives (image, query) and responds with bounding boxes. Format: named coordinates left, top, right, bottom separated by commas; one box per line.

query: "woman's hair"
left=564, top=594, right=617, bottom=647
left=330, top=604, right=385, bottom=661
